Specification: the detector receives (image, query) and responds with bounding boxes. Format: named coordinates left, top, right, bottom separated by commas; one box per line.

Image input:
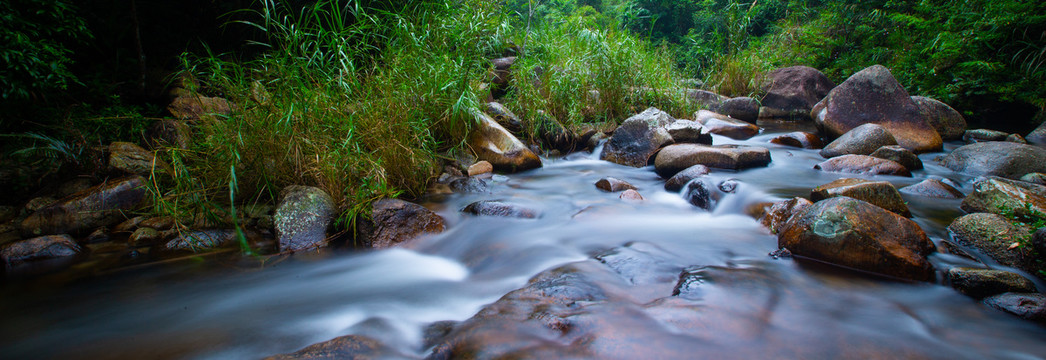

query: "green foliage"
left=0, top=0, right=90, bottom=101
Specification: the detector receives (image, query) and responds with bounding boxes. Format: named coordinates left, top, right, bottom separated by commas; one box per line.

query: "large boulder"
left=693, top=110, right=760, bottom=140
left=714, top=96, right=759, bottom=123
left=769, top=132, right=823, bottom=149
left=947, top=267, right=1036, bottom=299
left=948, top=213, right=1035, bottom=270
left=813, top=155, right=911, bottom=177
left=778, top=197, right=936, bottom=281
left=469, top=112, right=542, bottom=172
left=911, top=96, right=967, bottom=141
left=759, top=66, right=835, bottom=119
left=819, top=123, right=898, bottom=158
left=810, top=178, right=911, bottom=217
left=367, top=199, right=446, bottom=249
left=599, top=108, right=675, bottom=167
left=812, top=65, right=942, bottom=153
left=960, top=177, right=1046, bottom=220
left=20, top=176, right=149, bottom=237
left=274, top=186, right=335, bottom=252
left=1, top=234, right=81, bottom=267
left=653, top=144, right=771, bottom=178
left=899, top=179, right=964, bottom=198
left=939, top=142, right=1046, bottom=179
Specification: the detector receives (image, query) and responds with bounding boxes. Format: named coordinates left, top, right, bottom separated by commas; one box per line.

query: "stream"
left=2, top=125, right=1046, bottom=359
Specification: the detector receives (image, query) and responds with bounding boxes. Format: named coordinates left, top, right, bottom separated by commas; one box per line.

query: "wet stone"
left=814, top=155, right=911, bottom=177
left=663, top=164, right=710, bottom=192
left=810, top=178, right=911, bottom=217
left=462, top=201, right=539, bottom=219
left=870, top=145, right=922, bottom=171
left=619, top=189, right=644, bottom=201
left=664, top=120, right=712, bottom=144
left=165, top=230, right=239, bottom=251
left=760, top=197, right=813, bottom=234
left=948, top=267, right=1037, bottom=299
left=983, top=293, right=1046, bottom=323
left=130, top=227, right=162, bottom=245
left=595, top=177, right=637, bottom=192
left=820, top=123, right=898, bottom=158
left=274, top=186, right=335, bottom=252
left=899, top=179, right=964, bottom=199
left=468, top=161, right=494, bottom=177
left=683, top=179, right=715, bottom=210
left=1, top=234, right=81, bottom=266
left=367, top=199, right=446, bottom=249
left=769, top=131, right=823, bottom=149
left=963, top=129, right=1010, bottom=143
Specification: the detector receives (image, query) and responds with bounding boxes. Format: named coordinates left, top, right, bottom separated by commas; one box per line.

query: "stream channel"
left=2, top=124, right=1046, bottom=359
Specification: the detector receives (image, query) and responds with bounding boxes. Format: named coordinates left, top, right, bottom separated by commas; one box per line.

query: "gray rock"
left=911, top=96, right=967, bottom=141
left=899, top=179, right=964, bottom=198
left=1027, top=120, right=1046, bottom=146
left=483, top=102, right=523, bottom=134
left=20, top=176, right=149, bottom=237
left=489, top=57, right=516, bottom=99
left=665, top=120, right=712, bottom=144
left=760, top=66, right=835, bottom=119
left=714, top=96, right=759, bottom=123
left=683, top=178, right=715, bottom=210
left=814, top=155, right=911, bottom=177
left=275, top=186, right=335, bottom=252
left=462, top=201, right=539, bottom=219
left=983, top=293, right=1046, bottom=322
left=948, top=267, right=1036, bottom=299
left=165, top=230, right=240, bottom=251
left=812, top=65, right=942, bottom=153
left=600, top=108, right=675, bottom=167
left=1007, top=133, right=1028, bottom=144
left=819, top=123, right=898, bottom=158
left=694, top=110, right=760, bottom=140
left=963, top=129, right=1010, bottom=143
left=686, top=89, right=728, bottom=109
left=654, top=144, right=771, bottom=178
left=1022, top=172, right=1046, bottom=186
left=941, top=142, right=1046, bottom=179
left=1, top=234, right=81, bottom=266
left=870, top=145, right=922, bottom=170
left=664, top=164, right=711, bottom=192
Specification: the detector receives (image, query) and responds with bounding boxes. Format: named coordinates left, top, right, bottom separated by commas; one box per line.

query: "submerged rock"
left=1, top=234, right=81, bottom=266
left=654, top=144, right=771, bottom=178
left=940, top=142, right=1046, bottom=180
left=20, top=176, right=149, bottom=237
left=948, top=268, right=1036, bottom=299
left=599, top=107, right=675, bottom=167
left=812, top=65, right=941, bottom=153
left=619, top=189, right=644, bottom=201
left=810, top=178, right=911, bottom=217
left=814, top=155, right=911, bottom=177
left=469, top=112, right=542, bottom=172
left=368, top=199, right=445, bottom=249
left=769, top=131, right=823, bottom=149
left=778, top=197, right=936, bottom=281
left=911, top=96, right=966, bottom=141
left=462, top=201, right=539, bottom=219
left=275, top=186, right=335, bottom=252
left=683, top=179, right=715, bottom=210
left=819, top=123, right=898, bottom=158
left=595, top=177, right=637, bottom=192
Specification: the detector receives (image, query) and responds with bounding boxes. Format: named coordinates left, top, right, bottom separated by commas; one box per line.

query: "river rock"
left=1020, top=173, right=1046, bottom=186
left=1027, top=120, right=1046, bottom=146
left=595, top=177, right=637, bottom=192
left=468, top=161, right=493, bottom=177
left=694, top=110, right=760, bottom=140
left=778, top=197, right=936, bottom=281
left=167, top=95, right=232, bottom=120
left=274, top=186, right=335, bottom=252
left=983, top=293, right=1046, bottom=322
left=140, top=216, right=176, bottom=231
left=940, top=142, right=1046, bottom=179
left=600, top=108, right=675, bottom=167
left=948, top=213, right=1033, bottom=270
left=1007, top=133, right=1028, bottom=144
left=619, top=189, right=644, bottom=201
left=108, top=142, right=168, bottom=176
left=20, top=176, right=149, bottom=237
left=489, top=56, right=516, bottom=99
left=760, top=197, right=813, bottom=234
left=760, top=66, right=835, bottom=119
left=654, top=144, right=771, bottom=178
left=129, top=227, right=162, bottom=245
left=368, top=199, right=445, bottom=249
left=683, top=179, right=715, bottom=210
left=146, top=119, right=191, bottom=150
left=870, top=145, right=922, bottom=170
left=948, top=268, right=1037, bottom=299
left=813, top=155, right=911, bottom=177
left=462, top=200, right=539, bottom=219
left=960, top=177, right=1046, bottom=219
left=664, top=164, right=711, bottom=192
left=265, top=335, right=405, bottom=360
left=665, top=120, right=712, bottom=144
left=899, top=179, right=964, bottom=198
left=769, top=132, right=823, bottom=149
left=714, top=96, right=759, bottom=123
left=164, top=230, right=240, bottom=251
left=810, top=178, right=911, bottom=217
left=911, top=96, right=967, bottom=141
left=686, top=89, right=728, bottom=109
left=812, top=65, right=942, bottom=153
left=1, top=234, right=81, bottom=266
left=963, top=129, right=1010, bottom=143
left=819, top=123, right=898, bottom=158
left=483, top=102, right=524, bottom=134
left=469, top=112, right=542, bottom=172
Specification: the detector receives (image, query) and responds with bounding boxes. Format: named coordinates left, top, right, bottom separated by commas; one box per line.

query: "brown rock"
left=813, top=155, right=911, bottom=176
left=20, top=176, right=149, bottom=237
left=368, top=199, right=445, bottom=249
left=468, top=161, right=493, bottom=177
left=760, top=197, right=813, bottom=234
left=760, top=66, right=835, bottom=119
left=665, top=120, right=712, bottom=144
left=960, top=177, right=1046, bottom=219
left=899, top=179, right=964, bottom=198
left=146, top=119, right=191, bottom=150
left=469, top=112, right=542, bottom=172
left=819, top=123, right=898, bottom=158
left=778, top=197, right=936, bottom=281
left=911, top=96, right=967, bottom=141
left=462, top=201, right=539, bottom=219
left=619, top=189, right=644, bottom=201
left=483, top=102, right=523, bottom=134
left=769, top=132, right=823, bottom=149
left=869, top=145, right=922, bottom=170
left=948, top=213, right=1034, bottom=270
left=812, top=65, right=942, bottom=153
left=654, top=144, right=771, bottom=178
left=810, top=178, right=911, bottom=217
left=948, top=267, right=1036, bottom=299
left=595, top=177, right=637, bottom=192
left=264, top=335, right=404, bottom=360
left=109, top=142, right=170, bottom=176
left=664, top=164, right=711, bottom=192
left=599, top=107, right=675, bottom=167
left=694, top=110, right=760, bottom=140
left=167, top=95, right=232, bottom=120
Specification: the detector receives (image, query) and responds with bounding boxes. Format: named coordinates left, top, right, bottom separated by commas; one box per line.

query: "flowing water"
left=2, top=127, right=1046, bottom=359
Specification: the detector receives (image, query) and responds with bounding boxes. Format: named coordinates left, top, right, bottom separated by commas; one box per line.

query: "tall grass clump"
left=505, top=12, right=693, bottom=139
left=153, top=0, right=511, bottom=233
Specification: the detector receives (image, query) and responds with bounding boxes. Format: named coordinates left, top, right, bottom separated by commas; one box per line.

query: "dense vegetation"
left=2, top=0, right=1045, bottom=242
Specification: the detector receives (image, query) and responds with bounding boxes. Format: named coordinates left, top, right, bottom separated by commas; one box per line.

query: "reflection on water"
left=1, top=132, right=1045, bottom=359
